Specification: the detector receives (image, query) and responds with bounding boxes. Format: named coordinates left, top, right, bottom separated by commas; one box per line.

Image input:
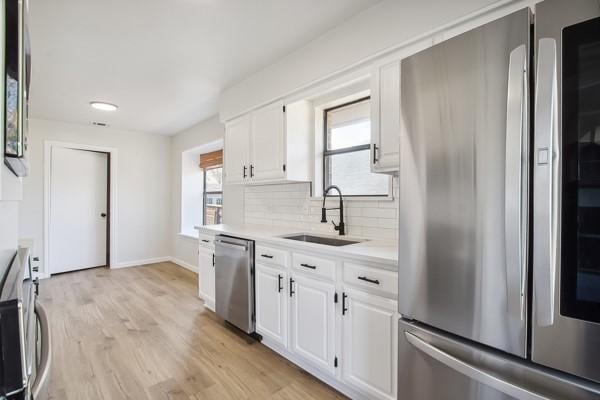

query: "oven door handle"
left=533, top=38, right=559, bottom=327
left=214, top=240, right=248, bottom=252
left=31, top=300, right=51, bottom=400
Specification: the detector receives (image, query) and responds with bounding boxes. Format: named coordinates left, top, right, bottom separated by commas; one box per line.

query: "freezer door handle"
left=505, top=44, right=528, bottom=321
left=533, top=38, right=558, bottom=327
left=405, top=332, right=548, bottom=400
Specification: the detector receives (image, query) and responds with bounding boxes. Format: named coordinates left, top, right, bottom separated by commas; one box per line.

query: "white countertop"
left=194, top=223, right=398, bottom=269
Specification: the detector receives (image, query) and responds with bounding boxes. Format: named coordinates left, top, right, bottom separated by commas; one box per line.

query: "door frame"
left=43, top=141, right=118, bottom=277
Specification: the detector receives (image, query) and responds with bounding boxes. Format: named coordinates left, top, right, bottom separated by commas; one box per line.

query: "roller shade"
left=199, top=150, right=223, bottom=169
left=327, top=100, right=370, bottom=129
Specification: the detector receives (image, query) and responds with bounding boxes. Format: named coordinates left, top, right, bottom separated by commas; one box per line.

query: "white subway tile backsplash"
left=243, top=179, right=399, bottom=239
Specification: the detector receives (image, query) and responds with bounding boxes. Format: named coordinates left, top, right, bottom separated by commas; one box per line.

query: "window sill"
left=178, top=231, right=199, bottom=240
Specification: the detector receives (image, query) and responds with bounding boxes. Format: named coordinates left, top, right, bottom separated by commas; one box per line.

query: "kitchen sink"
left=281, top=234, right=362, bottom=247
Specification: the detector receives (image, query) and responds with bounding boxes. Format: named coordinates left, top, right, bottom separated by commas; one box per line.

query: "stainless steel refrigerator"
left=398, top=1, right=600, bottom=398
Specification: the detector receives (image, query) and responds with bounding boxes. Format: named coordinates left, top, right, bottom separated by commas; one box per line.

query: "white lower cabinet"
left=253, top=245, right=398, bottom=400
left=341, top=287, right=397, bottom=400
left=290, top=274, right=337, bottom=375
left=255, top=263, right=287, bottom=347
left=198, top=247, right=215, bottom=311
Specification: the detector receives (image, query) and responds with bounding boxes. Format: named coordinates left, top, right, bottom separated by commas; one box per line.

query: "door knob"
left=100, top=213, right=107, bottom=218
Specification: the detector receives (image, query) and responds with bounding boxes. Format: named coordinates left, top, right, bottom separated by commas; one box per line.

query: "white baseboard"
left=111, top=256, right=171, bottom=269
left=169, top=257, right=198, bottom=273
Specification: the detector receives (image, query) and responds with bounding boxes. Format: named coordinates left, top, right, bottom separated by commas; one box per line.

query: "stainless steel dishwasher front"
left=214, top=235, right=255, bottom=334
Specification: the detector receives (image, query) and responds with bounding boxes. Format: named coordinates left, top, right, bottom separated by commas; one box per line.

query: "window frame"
left=202, top=165, right=223, bottom=225
left=322, top=96, right=388, bottom=197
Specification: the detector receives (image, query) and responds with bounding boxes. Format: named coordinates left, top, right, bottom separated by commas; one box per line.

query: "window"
left=323, top=97, right=389, bottom=196
left=203, top=166, right=223, bottom=225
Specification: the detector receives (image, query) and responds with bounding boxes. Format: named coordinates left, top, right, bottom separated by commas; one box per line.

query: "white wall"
left=170, top=115, right=244, bottom=270
left=19, top=118, right=172, bottom=275
left=0, top=200, right=19, bottom=270
left=220, top=0, right=533, bottom=120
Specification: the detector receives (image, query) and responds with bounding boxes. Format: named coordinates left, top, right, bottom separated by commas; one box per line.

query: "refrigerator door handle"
left=505, top=44, right=528, bottom=321
left=533, top=38, right=558, bottom=327
left=405, top=332, right=548, bottom=400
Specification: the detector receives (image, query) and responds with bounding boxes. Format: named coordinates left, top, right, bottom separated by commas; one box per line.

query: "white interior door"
left=49, top=147, right=108, bottom=274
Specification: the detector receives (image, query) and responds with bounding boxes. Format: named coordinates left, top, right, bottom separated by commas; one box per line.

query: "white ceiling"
left=28, top=0, right=381, bottom=135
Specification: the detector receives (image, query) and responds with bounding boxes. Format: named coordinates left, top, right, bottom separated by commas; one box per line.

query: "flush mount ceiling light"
left=90, top=101, right=118, bottom=111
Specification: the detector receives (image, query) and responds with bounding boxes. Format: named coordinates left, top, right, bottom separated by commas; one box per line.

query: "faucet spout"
left=321, top=185, right=345, bottom=236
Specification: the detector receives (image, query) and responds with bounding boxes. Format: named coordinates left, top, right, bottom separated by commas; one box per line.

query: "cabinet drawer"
left=343, top=262, right=397, bottom=297
left=199, top=233, right=215, bottom=250
left=292, top=253, right=336, bottom=281
left=256, top=245, right=288, bottom=267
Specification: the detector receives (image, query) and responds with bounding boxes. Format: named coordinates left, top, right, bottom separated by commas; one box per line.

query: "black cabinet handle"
left=289, top=278, right=295, bottom=297
left=373, top=144, right=378, bottom=164
left=100, top=213, right=107, bottom=218
left=261, top=254, right=274, bottom=259
left=212, top=254, right=215, bottom=267
left=358, top=276, right=380, bottom=285
left=243, top=165, right=247, bottom=178
left=342, top=292, right=348, bottom=315
left=278, top=274, right=283, bottom=293
left=33, top=277, right=39, bottom=296
left=250, top=164, right=254, bottom=178
left=300, top=263, right=316, bottom=270
left=201, top=239, right=210, bottom=243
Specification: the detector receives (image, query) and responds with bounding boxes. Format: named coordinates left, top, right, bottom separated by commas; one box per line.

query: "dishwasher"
left=214, top=235, right=255, bottom=334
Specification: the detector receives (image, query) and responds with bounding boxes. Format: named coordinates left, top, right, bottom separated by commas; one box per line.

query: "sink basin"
left=281, top=234, right=361, bottom=247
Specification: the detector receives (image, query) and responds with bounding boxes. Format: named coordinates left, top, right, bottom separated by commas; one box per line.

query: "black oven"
left=0, top=248, right=50, bottom=400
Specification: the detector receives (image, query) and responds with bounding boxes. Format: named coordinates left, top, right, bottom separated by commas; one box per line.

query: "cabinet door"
left=371, top=61, right=400, bottom=172
left=224, top=115, right=251, bottom=184
left=255, top=264, right=287, bottom=347
left=342, top=288, right=397, bottom=400
left=250, top=101, right=286, bottom=181
left=290, top=274, right=336, bottom=374
left=198, top=248, right=215, bottom=311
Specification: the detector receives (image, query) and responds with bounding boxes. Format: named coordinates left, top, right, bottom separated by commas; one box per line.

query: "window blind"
left=199, top=150, right=223, bottom=169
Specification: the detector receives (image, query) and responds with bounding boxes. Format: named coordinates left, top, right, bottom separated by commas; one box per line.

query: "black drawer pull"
left=261, top=254, right=274, bottom=259
left=212, top=254, right=215, bottom=267
left=300, top=263, right=317, bottom=270
left=278, top=274, right=283, bottom=293
left=290, top=278, right=295, bottom=297
left=358, top=276, right=380, bottom=285
left=201, top=239, right=210, bottom=243
left=342, top=292, right=348, bottom=315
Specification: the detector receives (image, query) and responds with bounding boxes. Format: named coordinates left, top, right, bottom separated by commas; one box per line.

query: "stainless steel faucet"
left=321, top=185, right=345, bottom=236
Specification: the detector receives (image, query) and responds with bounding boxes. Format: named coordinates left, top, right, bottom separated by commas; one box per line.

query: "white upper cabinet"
left=371, top=61, right=401, bottom=173
left=251, top=101, right=286, bottom=181
left=224, top=115, right=252, bottom=184
left=224, top=100, right=311, bottom=185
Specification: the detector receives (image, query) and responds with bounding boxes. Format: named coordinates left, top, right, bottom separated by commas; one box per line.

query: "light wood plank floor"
left=39, top=262, right=346, bottom=400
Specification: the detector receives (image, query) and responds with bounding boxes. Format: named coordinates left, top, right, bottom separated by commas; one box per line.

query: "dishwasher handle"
left=214, top=239, right=248, bottom=251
